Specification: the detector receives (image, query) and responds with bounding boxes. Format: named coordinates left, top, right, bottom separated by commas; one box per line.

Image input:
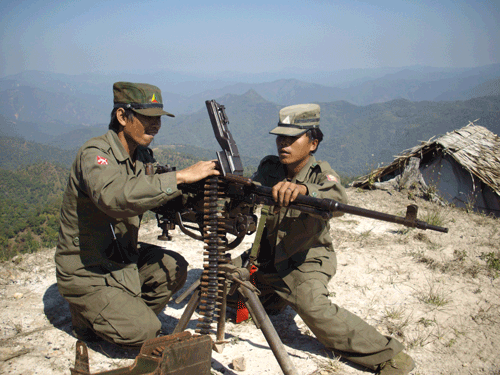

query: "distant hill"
left=2, top=69, right=500, bottom=178
left=317, top=95, right=500, bottom=176
left=0, top=85, right=109, bottom=127
left=1, top=65, right=499, bottom=121
left=340, top=64, right=500, bottom=104
left=180, top=79, right=347, bottom=113
left=153, top=91, right=500, bottom=177
left=436, top=77, right=500, bottom=101
left=0, top=136, right=77, bottom=169
left=0, top=114, right=55, bottom=143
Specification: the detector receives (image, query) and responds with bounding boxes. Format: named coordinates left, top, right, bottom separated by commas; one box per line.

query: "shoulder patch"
left=326, top=174, right=338, bottom=183
left=96, top=155, right=108, bottom=165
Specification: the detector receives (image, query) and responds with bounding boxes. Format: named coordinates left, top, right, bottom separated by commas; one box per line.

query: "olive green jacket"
left=252, top=155, right=348, bottom=268
left=55, top=130, right=181, bottom=296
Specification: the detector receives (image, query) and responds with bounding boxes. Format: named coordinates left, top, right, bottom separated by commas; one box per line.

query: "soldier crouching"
left=55, top=82, right=219, bottom=348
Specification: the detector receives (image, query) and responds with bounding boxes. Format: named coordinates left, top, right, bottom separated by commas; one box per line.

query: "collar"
left=105, top=130, right=130, bottom=163
left=294, top=155, right=318, bottom=183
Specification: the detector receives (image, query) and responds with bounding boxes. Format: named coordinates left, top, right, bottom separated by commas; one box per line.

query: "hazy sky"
left=0, top=0, right=498, bottom=77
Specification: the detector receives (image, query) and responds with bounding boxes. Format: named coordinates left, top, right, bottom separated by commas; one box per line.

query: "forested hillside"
left=0, top=136, right=77, bottom=169
left=317, top=95, right=500, bottom=176
left=0, top=163, right=68, bottom=260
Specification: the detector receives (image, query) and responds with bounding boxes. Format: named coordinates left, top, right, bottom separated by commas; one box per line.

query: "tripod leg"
left=173, top=288, right=200, bottom=334
left=238, top=285, right=299, bottom=375
left=243, top=298, right=261, bottom=330
left=216, top=280, right=227, bottom=343
left=175, top=279, right=200, bottom=304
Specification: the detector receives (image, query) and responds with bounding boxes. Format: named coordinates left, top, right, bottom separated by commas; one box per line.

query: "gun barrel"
left=290, top=194, right=448, bottom=233
left=331, top=201, right=449, bottom=233
left=224, top=174, right=448, bottom=233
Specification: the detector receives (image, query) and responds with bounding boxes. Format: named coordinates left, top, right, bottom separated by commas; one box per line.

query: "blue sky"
left=0, top=0, right=498, bottom=77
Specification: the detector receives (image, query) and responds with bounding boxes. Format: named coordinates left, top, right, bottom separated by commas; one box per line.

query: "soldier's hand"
left=272, top=180, right=307, bottom=207
left=176, top=160, right=220, bottom=185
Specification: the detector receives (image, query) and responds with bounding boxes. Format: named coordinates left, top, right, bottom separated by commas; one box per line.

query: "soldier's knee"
left=93, top=314, right=160, bottom=348
left=91, top=289, right=162, bottom=348
left=294, top=278, right=332, bottom=317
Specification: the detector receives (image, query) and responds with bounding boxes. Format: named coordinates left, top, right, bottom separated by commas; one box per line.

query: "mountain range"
left=1, top=64, right=499, bottom=119
left=1, top=66, right=499, bottom=177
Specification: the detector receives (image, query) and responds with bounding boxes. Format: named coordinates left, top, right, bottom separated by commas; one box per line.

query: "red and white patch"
left=97, top=156, right=108, bottom=165
left=326, top=174, right=338, bottom=183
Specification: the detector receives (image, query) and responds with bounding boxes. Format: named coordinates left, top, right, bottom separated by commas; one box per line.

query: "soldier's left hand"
left=176, top=160, right=220, bottom=185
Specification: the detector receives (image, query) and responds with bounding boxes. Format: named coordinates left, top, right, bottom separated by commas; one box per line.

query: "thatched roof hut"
left=353, top=122, right=500, bottom=216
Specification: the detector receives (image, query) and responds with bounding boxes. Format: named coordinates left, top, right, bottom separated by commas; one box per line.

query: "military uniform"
left=55, top=83, right=188, bottom=348
left=236, top=103, right=405, bottom=370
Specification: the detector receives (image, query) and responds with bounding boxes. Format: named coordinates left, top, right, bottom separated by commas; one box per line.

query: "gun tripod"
left=172, top=263, right=298, bottom=375
left=170, top=176, right=298, bottom=375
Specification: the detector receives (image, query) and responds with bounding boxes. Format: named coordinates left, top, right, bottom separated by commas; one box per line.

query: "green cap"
left=269, top=103, right=320, bottom=137
left=113, top=82, right=175, bottom=117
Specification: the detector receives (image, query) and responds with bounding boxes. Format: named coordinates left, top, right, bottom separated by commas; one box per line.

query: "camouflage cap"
left=269, top=103, right=320, bottom=137
left=113, top=82, right=175, bottom=117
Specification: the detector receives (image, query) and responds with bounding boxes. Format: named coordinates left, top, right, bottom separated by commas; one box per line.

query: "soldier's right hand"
left=272, top=180, right=308, bottom=207
left=176, top=160, right=220, bottom=185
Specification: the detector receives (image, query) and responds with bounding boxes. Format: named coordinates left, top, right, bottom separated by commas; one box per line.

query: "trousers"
left=65, top=244, right=188, bottom=348
left=234, top=250, right=403, bottom=370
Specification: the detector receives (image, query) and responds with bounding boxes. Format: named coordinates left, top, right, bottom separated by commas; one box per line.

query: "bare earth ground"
left=1, top=187, right=499, bottom=375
